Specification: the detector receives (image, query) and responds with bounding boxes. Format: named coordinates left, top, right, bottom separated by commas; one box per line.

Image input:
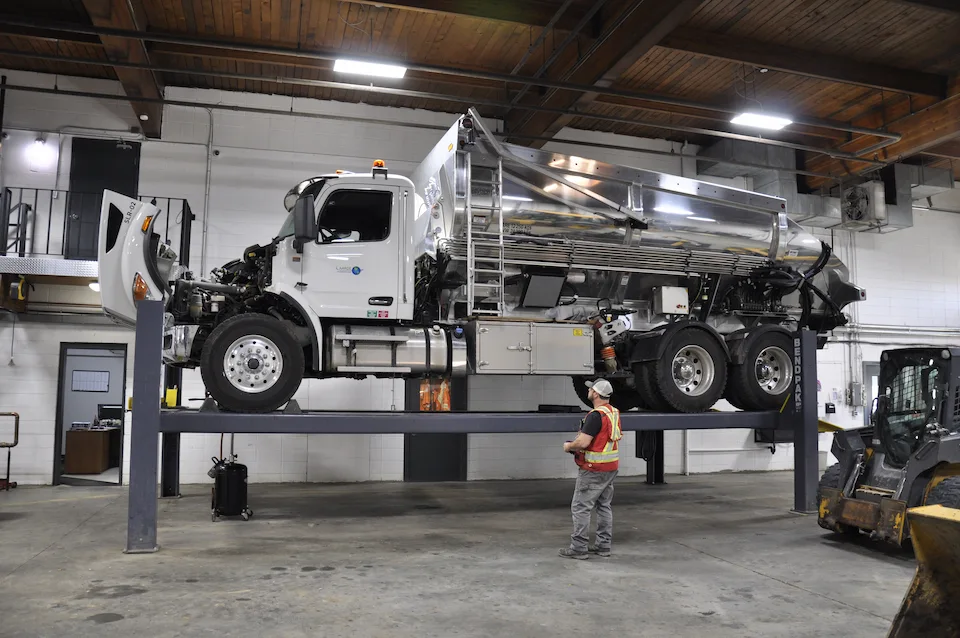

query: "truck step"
left=334, top=333, right=411, bottom=343
left=337, top=366, right=414, bottom=374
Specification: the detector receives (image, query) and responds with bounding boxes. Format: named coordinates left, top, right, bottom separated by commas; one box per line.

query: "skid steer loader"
left=818, top=347, right=960, bottom=546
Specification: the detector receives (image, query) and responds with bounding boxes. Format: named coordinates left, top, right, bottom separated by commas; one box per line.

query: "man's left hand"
left=563, top=441, right=574, bottom=453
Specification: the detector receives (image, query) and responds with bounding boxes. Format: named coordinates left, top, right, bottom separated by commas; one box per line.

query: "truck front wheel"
left=200, top=314, right=305, bottom=413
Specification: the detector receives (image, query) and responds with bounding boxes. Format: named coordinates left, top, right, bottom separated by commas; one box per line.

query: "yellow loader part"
left=888, top=505, right=960, bottom=637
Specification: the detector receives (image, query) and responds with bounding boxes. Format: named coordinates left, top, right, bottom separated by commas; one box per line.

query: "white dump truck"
left=98, top=109, right=864, bottom=413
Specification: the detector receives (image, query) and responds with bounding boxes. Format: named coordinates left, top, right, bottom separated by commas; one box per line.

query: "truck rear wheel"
left=648, top=328, right=728, bottom=413
left=571, top=377, right=647, bottom=411
left=200, top=314, right=305, bottom=413
left=727, top=331, right=794, bottom=411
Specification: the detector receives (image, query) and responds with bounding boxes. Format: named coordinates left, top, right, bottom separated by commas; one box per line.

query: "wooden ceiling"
left=0, top=0, right=957, bottom=188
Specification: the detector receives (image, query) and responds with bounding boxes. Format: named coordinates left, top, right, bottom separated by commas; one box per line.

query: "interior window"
left=317, top=190, right=392, bottom=243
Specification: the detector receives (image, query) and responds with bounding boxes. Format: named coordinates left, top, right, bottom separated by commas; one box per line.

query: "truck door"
left=299, top=184, right=403, bottom=321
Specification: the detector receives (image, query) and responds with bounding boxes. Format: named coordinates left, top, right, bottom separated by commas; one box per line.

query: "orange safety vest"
left=575, top=404, right=622, bottom=472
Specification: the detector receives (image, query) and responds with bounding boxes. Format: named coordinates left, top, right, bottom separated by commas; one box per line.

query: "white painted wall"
left=1, top=68, right=958, bottom=485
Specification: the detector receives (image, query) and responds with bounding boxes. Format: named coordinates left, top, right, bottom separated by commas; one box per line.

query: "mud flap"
left=818, top=487, right=908, bottom=544
left=888, top=505, right=960, bottom=637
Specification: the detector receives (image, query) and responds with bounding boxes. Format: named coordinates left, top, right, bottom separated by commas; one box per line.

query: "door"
left=300, top=185, right=402, bottom=320
left=66, top=138, right=141, bottom=260
left=864, top=362, right=880, bottom=426
left=55, top=344, right=127, bottom=485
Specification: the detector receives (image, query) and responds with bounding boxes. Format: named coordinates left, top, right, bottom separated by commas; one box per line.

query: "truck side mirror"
left=293, top=194, right=318, bottom=253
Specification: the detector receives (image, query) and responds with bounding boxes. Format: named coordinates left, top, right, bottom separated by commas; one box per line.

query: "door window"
left=317, top=190, right=392, bottom=243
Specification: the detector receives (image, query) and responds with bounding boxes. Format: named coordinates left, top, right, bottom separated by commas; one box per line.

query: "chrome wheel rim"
left=223, top=334, right=283, bottom=393
left=671, top=345, right=714, bottom=397
left=755, top=346, right=792, bottom=395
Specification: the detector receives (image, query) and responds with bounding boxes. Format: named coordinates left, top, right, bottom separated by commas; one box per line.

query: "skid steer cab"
left=818, top=348, right=960, bottom=546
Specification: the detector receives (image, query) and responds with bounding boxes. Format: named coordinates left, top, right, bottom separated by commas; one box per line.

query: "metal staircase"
left=464, top=154, right=505, bottom=316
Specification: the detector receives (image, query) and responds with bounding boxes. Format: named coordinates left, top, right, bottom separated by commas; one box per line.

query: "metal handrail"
left=1, top=412, right=19, bottom=491
left=0, top=412, right=19, bottom=448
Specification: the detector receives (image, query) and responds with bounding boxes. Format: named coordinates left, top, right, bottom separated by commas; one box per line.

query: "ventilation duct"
left=697, top=140, right=955, bottom=232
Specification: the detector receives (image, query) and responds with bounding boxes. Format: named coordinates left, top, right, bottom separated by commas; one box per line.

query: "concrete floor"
left=0, top=472, right=915, bottom=638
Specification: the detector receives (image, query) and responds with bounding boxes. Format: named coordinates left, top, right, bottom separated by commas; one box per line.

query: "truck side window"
left=317, top=190, right=392, bottom=242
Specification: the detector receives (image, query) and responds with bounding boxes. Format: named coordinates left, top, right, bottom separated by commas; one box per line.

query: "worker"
left=559, top=379, right=622, bottom=560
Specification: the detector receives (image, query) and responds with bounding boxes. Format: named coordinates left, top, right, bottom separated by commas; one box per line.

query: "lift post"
left=125, top=301, right=822, bottom=553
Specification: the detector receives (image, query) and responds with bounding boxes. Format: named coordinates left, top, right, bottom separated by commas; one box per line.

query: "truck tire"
left=727, top=331, right=794, bottom=411
left=201, top=314, right=305, bottom=413
left=924, top=476, right=960, bottom=509
left=633, top=362, right=672, bottom=412
left=648, top=328, right=728, bottom=413
left=570, top=377, right=646, bottom=411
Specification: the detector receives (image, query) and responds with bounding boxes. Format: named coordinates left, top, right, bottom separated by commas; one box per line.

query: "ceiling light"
left=88, top=282, right=101, bottom=292
left=688, top=216, right=717, bottom=223
left=543, top=183, right=559, bottom=192
left=730, top=112, right=792, bottom=131
left=139, top=113, right=149, bottom=121
left=654, top=205, right=694, bottom=216
left=334, top=59, right=406, bottom=79
left=26, top=137, right=56, bottom=170
left=503, top=195, right=533, bottom=202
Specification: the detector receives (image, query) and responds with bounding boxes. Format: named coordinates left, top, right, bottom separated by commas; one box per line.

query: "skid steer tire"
left=924, top=476, right=960, bottom=509
left=818, top=463, right=860, bottom=536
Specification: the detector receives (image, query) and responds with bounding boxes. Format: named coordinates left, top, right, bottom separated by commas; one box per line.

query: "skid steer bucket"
left=888, top=505, right=960, bottom=637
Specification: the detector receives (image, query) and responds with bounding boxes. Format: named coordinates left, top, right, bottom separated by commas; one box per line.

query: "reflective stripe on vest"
left=583, top=404, right=622, bottom=465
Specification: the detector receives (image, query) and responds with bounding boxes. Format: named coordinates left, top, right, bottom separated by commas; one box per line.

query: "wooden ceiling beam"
left=506, top=0, right=706, bottom=144
left=79, top=0, right=162, bottom=137
left=922, top=139, right=960, bottom=160
left=659, top=27, right=948, bottom=98
left=885, top=0, right=960, bottom=15
left=805, top=78, right=960, bottom=188
left=344, top=0, right=589, bottom=31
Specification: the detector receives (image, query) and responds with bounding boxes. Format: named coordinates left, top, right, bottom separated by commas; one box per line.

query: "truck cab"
left=271, top=169, right=417, bottom=323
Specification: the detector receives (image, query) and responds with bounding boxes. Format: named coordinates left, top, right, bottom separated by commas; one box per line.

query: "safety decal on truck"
left=573, top=328, right=584, bottom=336
left=367, top=310, right=390, bottom=318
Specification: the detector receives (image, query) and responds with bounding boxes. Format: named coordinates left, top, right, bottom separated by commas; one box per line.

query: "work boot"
left=558, top=548, right=588, bottom=560
left=588, top=546, right=611, bottom=558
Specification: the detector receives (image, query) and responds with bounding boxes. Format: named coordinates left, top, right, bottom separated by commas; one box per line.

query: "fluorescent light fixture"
left=26, top=137, right=56, bottom=171
left=543, top=183, right=559, bottom=192
left=688, top=216, right=717, bottom=223
left=730, top=112, right=792, bottom=131
left=654, top=205, right=694, bottom=216
left=334, top=59, right=406, bottom=79
left=88, top=282, right=100, bottom=292
left=503, top=195, right=533, bottom=202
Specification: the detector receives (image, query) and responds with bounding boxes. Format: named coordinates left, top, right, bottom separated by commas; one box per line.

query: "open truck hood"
left=98, top=190, right=177, bottom=325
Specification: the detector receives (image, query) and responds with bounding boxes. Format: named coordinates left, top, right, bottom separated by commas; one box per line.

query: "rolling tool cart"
left=1, top=412, right=19, bottom=490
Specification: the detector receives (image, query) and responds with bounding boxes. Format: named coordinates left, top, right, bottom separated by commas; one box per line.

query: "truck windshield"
left=874, top=352, right=948, bottom=468
left=278, top=213, right=295, bottom=239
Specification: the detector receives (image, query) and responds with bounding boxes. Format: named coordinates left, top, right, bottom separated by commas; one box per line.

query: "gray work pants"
left=570, top=467, right=618, bottom=552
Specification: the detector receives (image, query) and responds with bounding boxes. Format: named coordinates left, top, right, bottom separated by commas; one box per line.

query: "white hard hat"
left=585, top=379, right=614, bottom=397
